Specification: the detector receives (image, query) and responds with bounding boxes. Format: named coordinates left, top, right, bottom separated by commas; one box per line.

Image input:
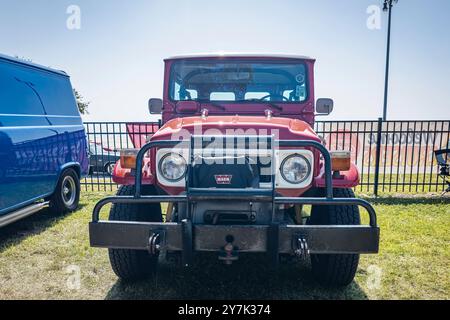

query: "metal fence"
left=315, top=119, right=449, bottom=195
left=82, top=122, right=159, bottom=192
left=82, top=119, right=450, bottom=195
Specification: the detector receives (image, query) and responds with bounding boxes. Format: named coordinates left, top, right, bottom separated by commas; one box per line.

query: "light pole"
left=382, top=0, right=398, bottom=121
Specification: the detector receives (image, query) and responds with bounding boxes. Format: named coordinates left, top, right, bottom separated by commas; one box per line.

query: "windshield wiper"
left=191, top=99, right=226, bottom=111
left=236, top=99, right=283, bottom=111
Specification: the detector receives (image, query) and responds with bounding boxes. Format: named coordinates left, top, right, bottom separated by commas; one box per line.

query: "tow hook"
left=218, top=238, right=239, bottom=265
left=293, top=235, right=309, bottom=260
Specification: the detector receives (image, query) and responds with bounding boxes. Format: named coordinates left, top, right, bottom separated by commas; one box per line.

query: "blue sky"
left=0, top=0, right=449, bottom=121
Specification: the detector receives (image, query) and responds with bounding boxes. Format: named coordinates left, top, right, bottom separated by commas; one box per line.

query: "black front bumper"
left=89, top=137, right=380, bottom=266
left=89, top=193, right=379, bottom=265
left=90, top=215, right=379, bottom=254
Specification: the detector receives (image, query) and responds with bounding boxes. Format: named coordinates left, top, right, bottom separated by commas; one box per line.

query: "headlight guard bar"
left=92, top=136, right=377, bottom=228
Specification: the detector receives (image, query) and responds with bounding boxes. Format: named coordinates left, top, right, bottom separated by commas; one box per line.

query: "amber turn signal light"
left=120, top=149, right=139, bottom=169
left=330, top=150, right=351, bottom=171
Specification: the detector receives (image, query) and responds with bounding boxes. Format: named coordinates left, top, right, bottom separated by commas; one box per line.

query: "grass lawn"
left=0, top=191, right=448, bottom=300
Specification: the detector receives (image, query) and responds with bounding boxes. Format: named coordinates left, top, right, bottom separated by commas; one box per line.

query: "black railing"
left=82, top=119, right=450, bottom=195
left=82, top=122, right=159, bottom=192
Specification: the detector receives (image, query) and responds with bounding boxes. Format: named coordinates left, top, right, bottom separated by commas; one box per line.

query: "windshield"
left=169, top=60, right=308, bottom=103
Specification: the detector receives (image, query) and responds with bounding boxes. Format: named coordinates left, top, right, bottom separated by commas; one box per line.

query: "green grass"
left=0, top=192, right=448, bottom=300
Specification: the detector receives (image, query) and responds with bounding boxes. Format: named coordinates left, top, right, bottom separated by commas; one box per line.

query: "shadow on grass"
left=105, top=254, right=368, bottom=300
left=0, top=204, right=86, bottom=251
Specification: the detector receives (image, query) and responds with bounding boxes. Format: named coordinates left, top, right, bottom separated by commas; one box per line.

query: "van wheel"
left=309, top=188, right=360, bottom=287
left=108, top=185, right=162, bottom=281
left=49, top=168, right=80, bottom=215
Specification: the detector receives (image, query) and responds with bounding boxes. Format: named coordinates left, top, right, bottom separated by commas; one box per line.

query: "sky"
left=0, top=0, right=449, bottom=122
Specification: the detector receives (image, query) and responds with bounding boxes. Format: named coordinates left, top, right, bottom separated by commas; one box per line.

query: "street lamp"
left=382, top=0, right=398, bottom=121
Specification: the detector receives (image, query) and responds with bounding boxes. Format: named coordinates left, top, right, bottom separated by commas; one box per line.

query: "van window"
left=38, top=76, right=78, bottom=116
left=0, top=62, right=46, bottom=115
left=0, top=61, right=78, bottom=116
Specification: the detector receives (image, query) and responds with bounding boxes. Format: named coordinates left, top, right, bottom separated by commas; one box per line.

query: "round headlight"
left=280, top=154, right=311, bottom=184
left=159, top=153, right=187, bottom=182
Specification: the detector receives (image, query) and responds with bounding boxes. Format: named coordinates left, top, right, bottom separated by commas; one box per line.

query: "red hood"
left=113, top=115, right=359, bottom=196
left=151, top=115, right=320, bottom=142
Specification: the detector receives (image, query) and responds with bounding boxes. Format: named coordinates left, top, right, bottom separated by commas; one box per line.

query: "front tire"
left=49, top=168, right=80, bottom=215
left=108, top=185, right=162, bottom=281
left=309, top=188, right=360, bottom=287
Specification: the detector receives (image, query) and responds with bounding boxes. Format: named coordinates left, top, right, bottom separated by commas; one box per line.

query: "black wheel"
left=309, top=188, right=360, bottom=287
left=108, top=185, right=162, bottom=281
left=104, top=162, right=115, bottom=176
left=49, top=168, right=80, bottom=215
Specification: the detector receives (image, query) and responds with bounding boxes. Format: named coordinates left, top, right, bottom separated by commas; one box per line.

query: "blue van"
left=0, top=54, right=88, bottom=227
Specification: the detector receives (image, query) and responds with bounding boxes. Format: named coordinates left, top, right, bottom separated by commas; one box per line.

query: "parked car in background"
left=0, top=54, right=89, bottom=227
left=88, top=142, right=119, bottom=175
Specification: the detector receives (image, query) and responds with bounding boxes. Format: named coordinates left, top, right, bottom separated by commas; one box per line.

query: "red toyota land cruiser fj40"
left=89, top=54, right=379, bottom=286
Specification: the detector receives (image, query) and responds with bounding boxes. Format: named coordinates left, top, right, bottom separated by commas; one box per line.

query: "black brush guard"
left=89, top=136, right=380, bottom=267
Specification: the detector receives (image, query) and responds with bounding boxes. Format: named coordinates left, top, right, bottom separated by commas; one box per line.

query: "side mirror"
left=316, top=98, right=334, bottom=115
left=148, top=98, right=163, bottom=114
